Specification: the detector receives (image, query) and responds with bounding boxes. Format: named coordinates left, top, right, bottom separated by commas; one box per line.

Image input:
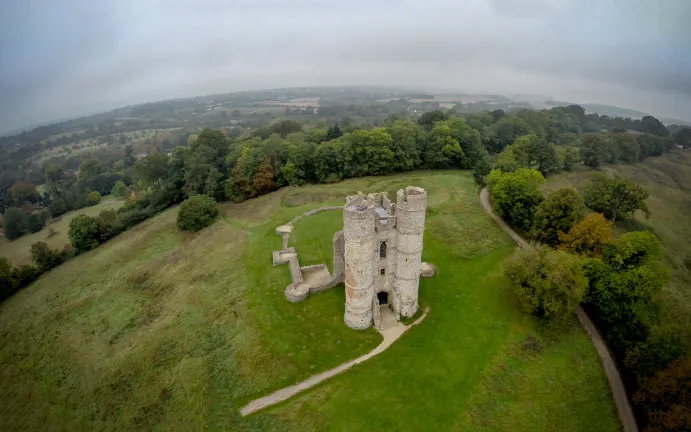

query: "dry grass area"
left=545, top=151, right=691, bottom=336
left=0, top=200, right=124, bottom=266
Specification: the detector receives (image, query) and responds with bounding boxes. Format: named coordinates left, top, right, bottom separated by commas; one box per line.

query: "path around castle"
left=479, top=187, right=639, bottom=432
left=239, top=309, right=428, bottom=416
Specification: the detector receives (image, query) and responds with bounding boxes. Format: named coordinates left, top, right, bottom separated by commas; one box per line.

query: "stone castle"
left=272, top=186, right=433, bottom=330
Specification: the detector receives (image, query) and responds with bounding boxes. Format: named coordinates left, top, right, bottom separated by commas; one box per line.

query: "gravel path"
left=480, top=187, right=638, bottom=432
left=240, top=309, right=429, bottom=416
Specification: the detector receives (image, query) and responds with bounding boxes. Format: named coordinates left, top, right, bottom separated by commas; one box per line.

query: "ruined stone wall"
left=343, top=205, right=376, bottom=330
left=394, top=186, right=427, bottom=317
left=332, top=231, right=345, bottom=281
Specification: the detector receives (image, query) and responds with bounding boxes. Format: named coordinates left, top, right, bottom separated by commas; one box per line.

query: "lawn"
left=544, top=151, right=691, bottom=339
left=0, top=200, right=124, bottom=266
left=0, top=171, right=620, bottom=431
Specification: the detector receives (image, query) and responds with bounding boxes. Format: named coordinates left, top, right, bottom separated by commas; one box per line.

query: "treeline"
left=489, top=169, right=688, bottom=431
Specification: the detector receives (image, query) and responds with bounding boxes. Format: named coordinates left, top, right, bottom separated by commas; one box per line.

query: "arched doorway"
left=377, top=291, right=388, bottom=305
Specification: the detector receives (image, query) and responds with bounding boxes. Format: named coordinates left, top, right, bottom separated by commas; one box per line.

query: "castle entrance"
left=377, top=291, right=389, bottom=306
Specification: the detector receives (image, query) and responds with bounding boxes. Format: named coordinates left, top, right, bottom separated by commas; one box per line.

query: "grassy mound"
left=0, top=171, right=619, bottom=431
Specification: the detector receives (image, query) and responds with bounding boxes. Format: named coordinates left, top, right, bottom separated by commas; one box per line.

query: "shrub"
left=111, top=180, right=128, bottom=197
left=30, top=241, right=65, bottom=271
left=633, top=358, right=691, bottom=432
left=26, top=213, right=45, bottom=233
left=12, top=265, right=40, bottom=287
left=0, top=258, right=18, bottom=300
left=3, top=207, right=28, bottom=240
left=98, top=209, right=117, bottom=225
left=177, top=195, right=219, bottom=232
left=531, top=187, right=585, bottom=247
left=68, top=214, right=102, bottom=252
left=87, top=191, right=101, bottom=205
left=505, top=245, right=588, bottom=319
left=49, top=199, right=71, bottom=218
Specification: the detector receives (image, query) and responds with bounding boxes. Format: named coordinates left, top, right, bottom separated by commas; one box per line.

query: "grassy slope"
left=545, top=151, right=691, bottom=337
left=0, top=172, right=619, bottom=431
left=0, top=200, right=124, bottom=266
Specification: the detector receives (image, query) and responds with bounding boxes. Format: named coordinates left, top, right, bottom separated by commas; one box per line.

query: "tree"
left=68, top=214, right=102, bottom=252
left=639, top=115, right=669, bottom=137
left=510, top=134, right=559, bottom=175
left=487, top=168, right=545, bottom=232
left=604, top=231, right=664, bottom=271
left=580, top=134, right=610, bottom=167
left=111, top=180, right=128, bottom=198
left=30, top=241, right=64, bottom=271
left=134, top=152, right=169, bottom=187
left=558, top=213, right=613, bottom=257
left=78, top=159, right=103, bottom=179
left=417, top=110, right=448, bottom=129
left=584, top=175, right=650, bottom=222
left=3, top=207, right=28, bottom=240
left=612, top=133, right=641, bottom=163
left=634, top=358, right=691, bottom=432
left=44, top=165, right=70, bottom=198
left=672, top=127, right=691, bottom=150
left=325, top=124, right=343, bottom=141
left=0, top=257, right=18, bottom=300
left=87, top=191, right=101, bottom=206
left=562, top=146, right=579, bottom=171
left=10, top=182, right=39, bottom=204
left=177, top=195, right=219, bottom=232
left=473, top=154, right=492, bottom=185
left=505, top=246, right=588, bottom=319
left=252, top=157, right=278, bottom=195
left=26, top=213, right=45, bottom=233
left=123, top=144, right=136, bottom=167
left=531, top=187, right=585, bottom=247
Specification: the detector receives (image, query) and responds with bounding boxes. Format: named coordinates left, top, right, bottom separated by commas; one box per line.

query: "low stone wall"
left=287, top=205, right=343, bottom=227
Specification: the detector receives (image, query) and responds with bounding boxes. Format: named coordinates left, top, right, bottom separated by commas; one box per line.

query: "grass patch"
left=0, top=171, right=619, bottom=431
left=0, top=200, right=124, bottom=266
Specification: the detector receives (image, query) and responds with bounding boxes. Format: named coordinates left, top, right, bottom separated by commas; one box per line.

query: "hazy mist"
left=1, top=0, right=690, bottom=132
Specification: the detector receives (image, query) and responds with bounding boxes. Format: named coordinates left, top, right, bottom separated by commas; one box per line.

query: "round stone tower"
left=394, top=186, right=427, bottom=317
left=343, top=203, right=376, bottom=330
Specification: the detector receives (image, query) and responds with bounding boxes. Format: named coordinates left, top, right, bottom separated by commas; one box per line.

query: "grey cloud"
left=1, top=0, right=690, bottom=133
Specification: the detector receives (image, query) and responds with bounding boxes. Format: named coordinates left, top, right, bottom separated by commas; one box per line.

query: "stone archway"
left=377, top=291, right=389, bottom=305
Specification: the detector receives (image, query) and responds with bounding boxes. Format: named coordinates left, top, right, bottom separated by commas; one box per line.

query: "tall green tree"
left=584, top=175, right=650, bottom=222
left=531, top=187, right=585, bottom=247
left=487, top=168, right=545, bottom=231
left=580, top=134, right=610, bottom=167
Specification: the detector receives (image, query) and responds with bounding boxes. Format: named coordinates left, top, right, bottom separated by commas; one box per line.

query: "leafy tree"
left=639, top=115, right=669, bottom=137
left=134, top=152, right=169, bottom=187
left=531, top=187, right=585, bottom=246
left=580, top=134, right=610, bottom=167
left=487, top=168, right=545, bottom=232
left=184, top=129, right=228, bottom=200
left=111, top=180, right=128, bottom=198
left=252, top=157, right=278, bottom=195
left=672, top=127, right=691, bottom=150
left=624, top=324, right=689, bottom=379
left=44, top=165, right=70, bottom=199
left=604, top=231, right=664, bottom=271
left=562, top=146, right=579, bottom=171
left=584, top=175, right=650, bottom=222
left=558, top=213, right=613, bottom=257
left=87, top=191, right=101, bottom=206
left=269, top=119, right=302, bottom=138
left=472, top=154, right=491, bottom=185
left=633, top=358, right=691, bottom=432
left=12, top=264, right=40, bottom=287
left=325, top=124, right=343, bottom=141
left=612, top=133, right=641, bottom=163
left=417, top=110, right=448, bottom=130
left=505, top=246, right=588, bottom=319
left=68, top=214, right=102, bottom=252
left=3, top=207, right=28, bottom=240
left=30, top=241, right=64, bottom=271
left=123, top=144, right=136, bottom=167
left=10, top=182, right=39, bottom=204
left=177, top=195, right=219, bottom=232
left=78, top=159, right=103, bottom=179
left=386, top=120, right=423, bottom=172
left=510, top=134, right=559, bottom=175
left=0, top=257, right=18, bottom=300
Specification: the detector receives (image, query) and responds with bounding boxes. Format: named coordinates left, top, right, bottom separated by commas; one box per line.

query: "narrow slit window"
left=380, top=241, right=387, bottom=258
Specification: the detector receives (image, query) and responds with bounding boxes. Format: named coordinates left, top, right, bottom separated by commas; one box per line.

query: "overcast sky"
left=1, top=0, right=690, bottom=133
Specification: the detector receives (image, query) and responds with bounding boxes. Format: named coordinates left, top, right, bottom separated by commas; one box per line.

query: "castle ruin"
left=272, top=186, right=432, bottom=330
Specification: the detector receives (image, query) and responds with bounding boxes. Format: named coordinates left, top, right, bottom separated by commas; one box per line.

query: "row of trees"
left=492, top=171, right=688, bottom=431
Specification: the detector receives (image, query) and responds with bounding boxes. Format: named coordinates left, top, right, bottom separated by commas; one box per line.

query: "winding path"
left=479, top=187, right=638, bottom=432
left=239, top=309, right=428, bottom=416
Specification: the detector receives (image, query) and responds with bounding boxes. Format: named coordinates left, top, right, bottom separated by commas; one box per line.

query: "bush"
left=177, top=195, right=219, bottom=232
left=487, top=168, right=545, bottom=232
left=26, top=213, right=45, bottom=233
left=3, top=207, right=28, bottom=240
left=68, top=214, right=102, bottom=252
left=98, top=209, right=117, bottom=225
left=30, top=241, right=65, bottom=271
left=49, top=199, right=71, bottom=218
left=12, top=265, right=40, bottom=287
left=87, top=191, right=101, bottom=205
left=505, top=245, right=588, bottom=319
left=0, top=258, right=18, bottom=300
left=111, top=180, right=128, bottom=198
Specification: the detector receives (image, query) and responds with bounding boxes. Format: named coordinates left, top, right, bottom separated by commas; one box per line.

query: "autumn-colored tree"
left=558, top=213, right=613, bottom=257
left=252, top=157, right=278, bottom=195
left=633, top=358, right=691, bottom=432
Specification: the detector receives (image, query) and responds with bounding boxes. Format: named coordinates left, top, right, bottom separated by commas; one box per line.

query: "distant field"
left=40, top=129, right=87, bottom=144
left=0, top=200, right=123, bottom=266
left=545, top=151, right=691, bottom=338
left=0, top=172, right=618, bottom=431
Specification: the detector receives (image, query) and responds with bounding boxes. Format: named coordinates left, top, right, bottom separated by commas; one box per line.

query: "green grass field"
left=0, top=172, right=619, bottom=431
left=545, top=151, right=691, bottom=339
left=0, top=200, right=124, bottom=266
